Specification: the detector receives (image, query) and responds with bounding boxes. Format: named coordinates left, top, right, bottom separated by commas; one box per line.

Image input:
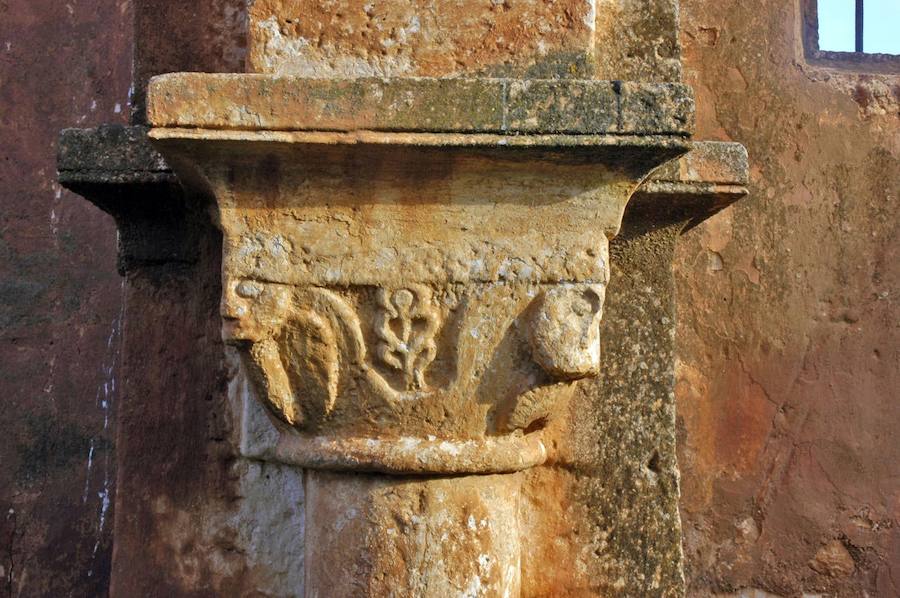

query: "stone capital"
left=147, top=75, right=692, bottom=477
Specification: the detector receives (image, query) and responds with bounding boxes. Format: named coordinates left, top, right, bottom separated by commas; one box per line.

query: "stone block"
left=247, top=0, right=598, bottom=78
left=146, top=73, right=694, bottom=136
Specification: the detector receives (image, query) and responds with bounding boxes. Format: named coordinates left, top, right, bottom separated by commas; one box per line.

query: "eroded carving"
left=222, top=277, right=373, bottom=427
left=192, top=122, right=635, bottom=453
left=528, top=283, right=606, bottom=380
left=223, top=269, right=609, bottom=442
left=375, top=285, right=441, bottom=391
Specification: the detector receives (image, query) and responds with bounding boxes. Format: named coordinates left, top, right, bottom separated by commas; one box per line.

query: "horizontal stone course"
left=147, top=74, right=694, bottom=136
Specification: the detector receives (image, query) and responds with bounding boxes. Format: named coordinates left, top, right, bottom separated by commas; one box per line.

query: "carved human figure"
left=221, top=277, right=344, bottom=428
left=221, top=277, right=299, bottom=424
left=496, top=283, right=607, bottom=433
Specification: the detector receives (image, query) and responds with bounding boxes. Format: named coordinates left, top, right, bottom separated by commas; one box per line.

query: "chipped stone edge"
left=57, top=125, right=172, bottom=187
left=635, top=141, right=750, bottom=221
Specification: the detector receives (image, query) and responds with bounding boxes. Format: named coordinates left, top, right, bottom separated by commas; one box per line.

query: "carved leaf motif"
left=375, top=285, right=441, bottom=390
left=233, top=283, right=372, bottom=428
left=284, top=310, right=339, bottom=418
left=245, top=338, right=303, bottom=426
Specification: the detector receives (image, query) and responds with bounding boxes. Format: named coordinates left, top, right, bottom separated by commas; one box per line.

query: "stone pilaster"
left=59, top=3, right=748, bottom=595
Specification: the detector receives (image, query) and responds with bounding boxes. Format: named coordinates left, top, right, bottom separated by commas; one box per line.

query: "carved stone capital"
left=146, top=76, right=690, bottom=477
left=60, top=108, right=746, bottom=597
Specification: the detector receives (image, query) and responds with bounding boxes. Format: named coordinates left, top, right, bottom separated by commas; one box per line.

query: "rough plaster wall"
left=109, top=226, right=306, bottom=598
left=676, top=1, right=899, bottom=596
left=0, top=1, right=131, bottom=596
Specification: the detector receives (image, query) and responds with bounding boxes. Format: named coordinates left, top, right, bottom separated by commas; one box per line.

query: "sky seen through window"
left=818, top=0, right=900, bottom=54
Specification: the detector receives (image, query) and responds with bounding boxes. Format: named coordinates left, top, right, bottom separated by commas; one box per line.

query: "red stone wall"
left=0, top=1, right=131, bottom=596
left=676, top=1, right=899, bottom=596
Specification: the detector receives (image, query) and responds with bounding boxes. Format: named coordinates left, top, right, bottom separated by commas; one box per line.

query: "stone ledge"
left=648, top=140, right=748, bottom=186
left=147, top=74, right=695, bottom=136
left=632, top=141, right=749, bottom=230
left=56, top=127, right=747, bottom=272
left=57, top=125, right=197, bottom=273
left=58, top=125, right=172, bottom=186
left=58, top=127, right=745, bottom=213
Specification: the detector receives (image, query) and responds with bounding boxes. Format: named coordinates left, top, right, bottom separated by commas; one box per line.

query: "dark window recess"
left=803, top=0, right=900, bottom=71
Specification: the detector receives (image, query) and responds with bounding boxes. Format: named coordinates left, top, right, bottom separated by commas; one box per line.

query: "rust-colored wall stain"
left=677, top=1, right=899, bottom=596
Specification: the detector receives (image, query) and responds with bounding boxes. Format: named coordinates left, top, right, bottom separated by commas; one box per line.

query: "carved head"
left=221, top=277, right=292, bottom=344
left=528, top=283, right=606, bottom=380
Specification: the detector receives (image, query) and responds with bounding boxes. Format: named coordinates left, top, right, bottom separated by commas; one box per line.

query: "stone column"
left=59, top=126, right=747, bottom=597
left=59, top=2, right=750, bottom=596
left=142, top=73, right=691, bottom=596
left=304, top=471, right=523, bottom=596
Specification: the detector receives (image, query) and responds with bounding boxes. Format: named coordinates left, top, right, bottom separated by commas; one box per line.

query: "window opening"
left=818, top=0, right=900, bottom=55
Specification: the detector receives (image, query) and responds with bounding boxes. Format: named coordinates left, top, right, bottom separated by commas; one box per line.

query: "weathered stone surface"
left=52, top=112, right=745, bottom=597
left=305, top=471, right=523, bottom=597
left=638, top=140, right=749, bottom=228
left=54, top=127, right=309, bottom=598
left=108, top=228, right=307, bottom=597
left=143, top=62, right=706, bottom=594
left=516, top=192, right=706, bottom=596
left=246, top=0, right=684, bottom=82
left=149, top=119, right=685, bottom=459
left=58, top=125, right=170, bottom=182
left=248, top=0, right=597, bottom=79
left=677, top=1, right=900, bottom=596
left=54, top=127, right=748, bottom=594
left=55, top=121, right=747, bottom=598
left=23, top=0, right=895, bottom=596
left=809, top=540, right=856, bottom=578
left=147, top=74, right=695, bottom=135
left=593, top=0, right=682, bottom=82
left=649, top=141, right=749, bottom=187
left=0, top=2, right=131, bottom=596
left=58, top=126, right=197, bottom=273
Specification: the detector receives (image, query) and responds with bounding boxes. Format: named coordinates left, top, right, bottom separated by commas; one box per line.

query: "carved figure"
left=494, top=283, right=607, bottom=433
left=221, top=278, right=303, bottom=424
left=528, top=283, right=606, bottom=380
left=221, top=277, right=368, bottom=428
left=221, top=273, right=607, bottom=436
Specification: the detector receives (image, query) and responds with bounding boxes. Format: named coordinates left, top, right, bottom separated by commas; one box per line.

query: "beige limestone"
left=247, top=0, right=597, bottom=78
left=150, top=126, right=684, bottom=463
left=305, top=472, right=523, bottom=597
left=145, top=74, right=697, bottom=596
left=145, top=74, right=694, bottom=136
left=809, top=540, right=856, bottom=578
